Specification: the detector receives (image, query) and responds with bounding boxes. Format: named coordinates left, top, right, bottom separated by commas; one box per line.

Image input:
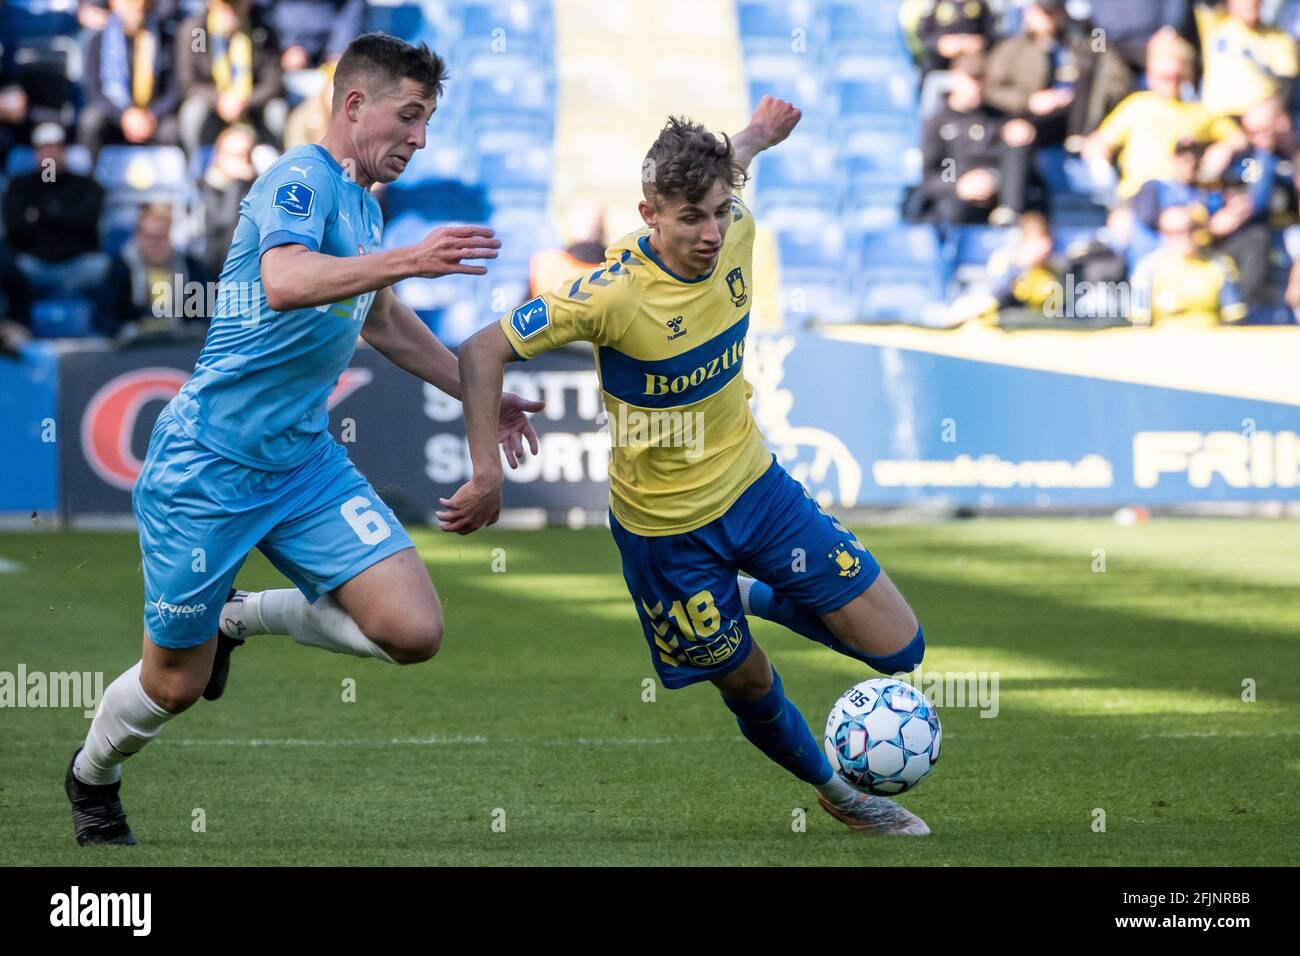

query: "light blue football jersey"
left=170, top=143, right=384, bottom=471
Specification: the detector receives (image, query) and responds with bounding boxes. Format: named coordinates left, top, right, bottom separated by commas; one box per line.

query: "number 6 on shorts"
left=340, top=495, right=391, bottom=546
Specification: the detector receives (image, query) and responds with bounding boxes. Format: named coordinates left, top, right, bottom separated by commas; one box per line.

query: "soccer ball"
left=824, top=678, right=941, bottom=795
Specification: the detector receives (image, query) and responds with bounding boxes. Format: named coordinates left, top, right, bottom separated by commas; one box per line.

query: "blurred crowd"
left=902, top=0, right=1300, bottom=327
left=0, top=0, right=364, bottom=352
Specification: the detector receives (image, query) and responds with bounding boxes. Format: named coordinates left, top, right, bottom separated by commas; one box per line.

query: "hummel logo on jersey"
left=273, top=181, right=315, bottom=217
left=666, top=315, right=687, bottom=340
left=511, top=296, right=550, bottom=339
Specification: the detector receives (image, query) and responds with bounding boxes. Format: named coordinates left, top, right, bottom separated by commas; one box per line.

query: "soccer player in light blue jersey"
left=65, top=34, right=543, bottom=846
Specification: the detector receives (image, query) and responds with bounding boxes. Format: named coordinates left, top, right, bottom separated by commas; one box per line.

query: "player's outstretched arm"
left=364, top=286, right=543, bottom=464
left=730, top=95, right=801, bottom=173
left=260, top=225, right=501, bottom=312
left=436, top=321, right=520, bottom=535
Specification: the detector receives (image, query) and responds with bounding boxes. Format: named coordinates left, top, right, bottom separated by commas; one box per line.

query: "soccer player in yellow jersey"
left=442, top=97, right=931, bottom=835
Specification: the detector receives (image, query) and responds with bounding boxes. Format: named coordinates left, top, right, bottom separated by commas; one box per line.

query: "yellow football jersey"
left=499, top=196, right=772, bottom=536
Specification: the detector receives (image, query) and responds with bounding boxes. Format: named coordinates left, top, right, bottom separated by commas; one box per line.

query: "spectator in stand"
left=253, top=0, right=366, bottom=73
left=985, top=0, right=1133, bottom=150
left=1128, top=137, right=1216, bottom=265
left=1131, top=205, right=1248, bottom=327
left=1086, top=0, right=1199, bottom=73
left=528, top=200, right=607, bottom=298
left=195, top=123, right=257, bottom=279
left=1084, top=29, right=1247, bottom=202
left=1221, top=97, right=1300, bottom=311
left=912, top=53, right=1042, bottom=225
left=985, top=211, right=1061, bottom=324
left=916, top=0, right=997, bottom=74
left=176, top=0, right=285, bottom=155
left=0, top=70, right=31, bottom=169
left=1196, top=0, right=1299, bottom=118
left=0, top=123, right=130, bottom=333
left=120, top=202, right=209, bottom=328
left=80, top=0, right=182, bottom=156
left=282, top=60, right=334, bottom=149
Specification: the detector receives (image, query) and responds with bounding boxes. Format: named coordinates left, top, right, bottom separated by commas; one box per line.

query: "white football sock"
left=74, top=661, right=173, bottom=786
left=235, top=588, right=396, bottom=663
left=736, top=575, right=755, bottom=615
left=815, top=773, right=862, bottom=810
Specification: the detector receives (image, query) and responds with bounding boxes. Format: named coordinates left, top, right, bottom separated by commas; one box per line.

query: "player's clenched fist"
left=411, top=225, right=501, bottom=278
left=748, top=95, right=801, bottom=150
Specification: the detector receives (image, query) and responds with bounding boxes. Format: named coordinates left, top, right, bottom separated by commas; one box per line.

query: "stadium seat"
left=382, top=182, right=491, bottom=227
left=949, top=225, right=1017, bottom=268
left=852, top=269, right=947, bottom=323
left=0, top=1, right=78, bottom=45
left=844, top=139, right=922, bottom=189
left=737, top=0, right=828, bottom=54
left=458, top=0, right=552, bottom=58
left=4, top=143, right=92, bottom=177
left=364, top=2, right=428, bottom=44
left=30, top=295, right=95, bottom=338
left=827, top=1, right=908, bottom=56
left=777, top=223, right=847, bottom=270
left=463, top=74, right=554, bottom=135
left=779, top=272, right=857, bottom=324
left=754, top=143, right=841, bottom=210
left=187, top=145, right=215, bottom=182
left=854, top=223, right=943, bottom=271
left=94, top=146, right=187, bottom=201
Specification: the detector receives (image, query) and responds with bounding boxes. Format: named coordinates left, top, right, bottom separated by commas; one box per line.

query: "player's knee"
left=142, top=670, right=205, bottom=714
left=863, top=623, right=925, bottom=675
left=367, top=613, right=442, bottom=664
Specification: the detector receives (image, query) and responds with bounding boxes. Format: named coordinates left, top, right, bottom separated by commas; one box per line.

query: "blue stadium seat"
left=0, top=1, right=78, bottom=45
left=844, top=137, right=921, bottom=189
left=458, top=0, right=552, bottom=57
left=852, top=270, right=947, bottom=323
left=383, top=181, right=491, bottom=224
left=365, top=3, right=428, bottom=43
left=777, top=225, right=848, bottom=270
left=754, top=145, right=841, bottom=210
left=95, top=146, right=187, bottom=201
left=842, top=188, right=906, bottom=230
left=1048, top=191, right=1109, bottom=227
left=1051, top=225, right=1100, bottom=254
left=737, top=0, right=828, bottom=53
left=827, top=1, right=908, bottom=56
left=836, top=76, right=916, bottom=116
left=187, top=145, right=215, bottom=182
left=463, top=74, right=553, bottom=135
left=779, top=272, right=857, bottom=324
left=854, top=223, right=942, bottom=271
left=949, top=225, right=1017, bottom=268
left=4, top=143, right=92, bottom=177
left=30, top=295, right=95, bottom=338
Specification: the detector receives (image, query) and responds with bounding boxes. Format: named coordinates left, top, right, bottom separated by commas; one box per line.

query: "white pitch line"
left=158, top=735, right=738, bottom=748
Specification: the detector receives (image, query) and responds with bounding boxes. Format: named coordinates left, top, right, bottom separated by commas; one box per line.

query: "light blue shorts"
left=132, top=404, right=414, bottom=648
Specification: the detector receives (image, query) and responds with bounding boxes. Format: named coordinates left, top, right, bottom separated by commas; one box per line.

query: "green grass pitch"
left=1, top=519, right=1296, bottom=866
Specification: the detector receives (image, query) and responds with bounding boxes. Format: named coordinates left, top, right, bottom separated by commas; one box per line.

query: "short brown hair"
left=333, top=32, right=448, bottom=110
left=643, top=116, right=747, bottom=206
